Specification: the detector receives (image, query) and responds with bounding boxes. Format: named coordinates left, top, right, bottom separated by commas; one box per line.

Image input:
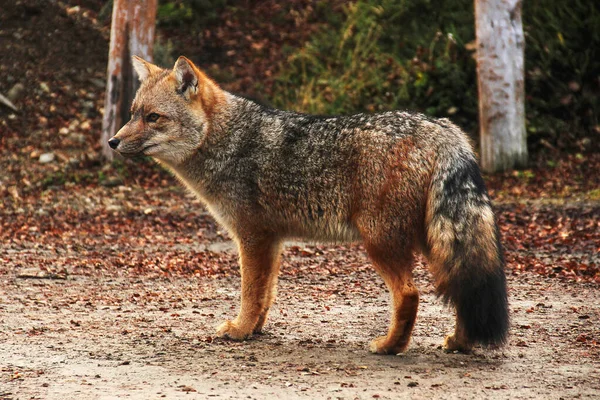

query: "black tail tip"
left=450, top=267, right=509, bottom=346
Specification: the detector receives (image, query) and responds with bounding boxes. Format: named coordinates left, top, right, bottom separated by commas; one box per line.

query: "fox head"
left=108, top=56, right=226, bottom=165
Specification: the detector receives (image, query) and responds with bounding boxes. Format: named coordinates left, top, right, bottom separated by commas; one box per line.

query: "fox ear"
left=173, top=56, right=199, bottom=98
left=132, top=56, right=161, bottom=82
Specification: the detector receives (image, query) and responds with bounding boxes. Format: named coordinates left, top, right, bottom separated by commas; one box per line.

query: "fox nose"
left=108, top=137, right=120, bottom=149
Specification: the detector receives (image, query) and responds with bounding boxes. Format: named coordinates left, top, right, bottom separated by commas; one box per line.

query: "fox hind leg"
left=443, top=316, right=473, bottom=353
left=366, top=247, right=419, bottom=355
left=217, top=238, right=281, bottom=340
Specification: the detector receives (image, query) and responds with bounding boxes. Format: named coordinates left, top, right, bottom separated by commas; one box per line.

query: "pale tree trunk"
left=475, top=0, right=528, bottom=172
left=101, top=0, right=157, bottom=161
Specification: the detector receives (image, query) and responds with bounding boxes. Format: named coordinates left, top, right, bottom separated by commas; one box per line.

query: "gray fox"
left=108, top=56, right=509, bottom=354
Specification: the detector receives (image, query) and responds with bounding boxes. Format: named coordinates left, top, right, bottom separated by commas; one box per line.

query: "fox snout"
left=108, top=137, right=120, bottom=150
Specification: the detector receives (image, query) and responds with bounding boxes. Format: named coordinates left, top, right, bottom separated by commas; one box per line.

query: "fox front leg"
left=216, top=238, right=281, bottom=340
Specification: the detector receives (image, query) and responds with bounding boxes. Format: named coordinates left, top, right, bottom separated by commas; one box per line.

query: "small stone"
left=7, top=83, right=25, bottom=102
left=80, top=120, right=91, bottom=130
left=40, top=82, right=50, bottom=93
left=68, top=120, right=80, bottom=131
left=39, top=153, right=55, bottom=164
left=106, top=204, right=123, bottom=212
left=67, top=6, right=80, bottom=15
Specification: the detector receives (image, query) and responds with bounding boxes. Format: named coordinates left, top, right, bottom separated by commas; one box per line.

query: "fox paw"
left=252, top=326, right=265, bottom=335
left=216, top=320, right=252, bottom=341
left=443, top=334, right=472, bottom=353
left=369, top=336, right=408, bottom=355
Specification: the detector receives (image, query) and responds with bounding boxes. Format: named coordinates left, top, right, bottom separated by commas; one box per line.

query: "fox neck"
left=159, top=93, right=264, bottom=205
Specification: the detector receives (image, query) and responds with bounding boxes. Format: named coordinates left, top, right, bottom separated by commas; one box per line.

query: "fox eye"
left=146, top=113, right=160, bottom=123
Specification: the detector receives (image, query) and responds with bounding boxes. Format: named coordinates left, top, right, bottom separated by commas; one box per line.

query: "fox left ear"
left=173, top=56, right=199, bottom=98
left=132, top=56, right=161, bottom=82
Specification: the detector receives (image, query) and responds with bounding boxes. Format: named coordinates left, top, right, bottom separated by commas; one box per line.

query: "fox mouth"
left=141, top=143, right=159, bottom=153
left=118, top=143, right=159, bottom=157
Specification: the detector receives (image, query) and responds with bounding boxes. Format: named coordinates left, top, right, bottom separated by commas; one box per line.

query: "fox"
left=108, top=55, right=509, bottom=355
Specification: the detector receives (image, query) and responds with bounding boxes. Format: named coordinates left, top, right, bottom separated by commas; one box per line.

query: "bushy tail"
left=425, top=151, right=509, bottom=347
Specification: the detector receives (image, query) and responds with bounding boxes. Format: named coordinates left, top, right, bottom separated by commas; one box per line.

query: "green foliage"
left=272, top=0, right=478, bottom=131
left=157, top=0, right=228, bottom=29
left=523, top=0, right=599, bottom=147
left=154, top=0, right=598, bottom=146
left=271, top=0, right=599, bottom=145
left=588, top=188, right=600, bottom=200
left=273, top=3, right=403, bottom=115
left=153, top=37, right=176, bottom=68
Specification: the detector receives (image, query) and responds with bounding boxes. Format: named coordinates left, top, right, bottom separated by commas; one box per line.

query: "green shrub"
left=271, top=0, right=599, bottom=146
left=155, top=0, right=599, bottom=148
left=523, top=0, right=599, bottom=148
left=153, top=37, right=176, bottom=68
left=157, top=0, right=228, bottom=29
left=271, top=0, right=478, bottom=132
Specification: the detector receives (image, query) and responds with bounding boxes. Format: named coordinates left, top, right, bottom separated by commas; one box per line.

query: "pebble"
left=68, top=120, right=80, bottom=131
left=67, top=6, right=80, bottom=15
left=7, top=83, right=25, bottom=102
left=39, top=153, right=55, bottom=164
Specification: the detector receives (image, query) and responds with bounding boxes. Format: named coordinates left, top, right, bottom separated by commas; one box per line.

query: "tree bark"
left=475, top=0, right=528, bottom=172
left=101, top=0, right=157, bottom=161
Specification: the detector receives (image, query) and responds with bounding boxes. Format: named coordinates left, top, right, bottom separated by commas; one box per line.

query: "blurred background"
left=2, top=0, right=599, bottom=155
left=0, top=0, right=598, bottom=282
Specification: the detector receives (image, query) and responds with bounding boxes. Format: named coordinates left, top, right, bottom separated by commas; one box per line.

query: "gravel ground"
left=1, top=251, right=598, bottom=399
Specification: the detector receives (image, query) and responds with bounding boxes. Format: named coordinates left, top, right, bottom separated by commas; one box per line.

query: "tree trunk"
left=475, top=0, right=528, bottom=172
left=101, top=0, right=157, bottom=161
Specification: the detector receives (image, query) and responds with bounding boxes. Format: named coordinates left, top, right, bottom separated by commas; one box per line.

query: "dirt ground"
left=1, top=209, right=599, bottom=399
